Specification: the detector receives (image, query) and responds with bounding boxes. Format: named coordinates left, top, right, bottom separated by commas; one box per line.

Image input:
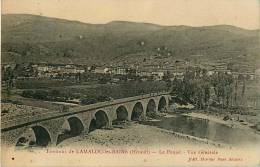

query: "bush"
left=22, top=89, right=49, bottom=100
left=80, top=98, right=98, bottom=105
left=49, top=89, right=60, bottom=97
left=22, top=90, right=35, bottom=98
left=96, top=95, right=111, bottom=102
left=98, top=75, right=111, bottom=84
left=33, top=90, right=49, bottom=100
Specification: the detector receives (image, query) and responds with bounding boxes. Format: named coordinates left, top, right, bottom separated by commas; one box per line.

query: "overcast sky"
left=2, top=0, right=260, bottom=29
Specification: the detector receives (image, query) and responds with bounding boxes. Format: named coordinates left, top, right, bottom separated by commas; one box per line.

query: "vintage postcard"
left=1, top=0, right=260, bottom=166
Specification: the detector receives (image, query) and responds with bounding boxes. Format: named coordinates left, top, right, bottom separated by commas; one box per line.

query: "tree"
left=204, top=84, right=210, bottom=107
left=98, top=74, right=111, bottom=84
left=3, top=67, right=14, bottom=89
left=162, top=71, right=172, bottom=90
left=234, top=79, right=238, bottom=106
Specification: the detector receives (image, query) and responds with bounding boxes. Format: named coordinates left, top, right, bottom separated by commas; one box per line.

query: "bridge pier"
left=107, top=120, right=113, bottom=129
left=50, top=134, right=59, bottom=146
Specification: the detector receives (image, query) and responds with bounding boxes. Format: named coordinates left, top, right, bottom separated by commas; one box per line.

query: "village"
left=2, top=60, right=260, bottom=82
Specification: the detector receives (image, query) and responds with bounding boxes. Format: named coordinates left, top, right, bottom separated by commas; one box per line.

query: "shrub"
left=22, top=90, right=35, bottom=98
left=96, top=95, right=111, bottom=102
left=80, top=98, right=98, bottom=105
left=33, top=90, right=49, bottom=100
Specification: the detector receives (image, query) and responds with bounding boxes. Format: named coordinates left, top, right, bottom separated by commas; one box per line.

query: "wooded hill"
left=2, top=14, right=259, bottom=70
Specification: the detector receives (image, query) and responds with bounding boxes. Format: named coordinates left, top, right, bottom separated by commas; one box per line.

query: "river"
left=142, top=113, right=260, bottom=146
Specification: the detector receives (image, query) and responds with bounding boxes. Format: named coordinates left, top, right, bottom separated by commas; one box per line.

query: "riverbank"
left=183, top=111, right=260, bottom=134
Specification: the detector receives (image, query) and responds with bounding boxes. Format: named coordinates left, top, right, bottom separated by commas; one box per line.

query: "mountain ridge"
left=1, top=14, right=259, bottom=69
left=3, top=14, right=259, bottom=31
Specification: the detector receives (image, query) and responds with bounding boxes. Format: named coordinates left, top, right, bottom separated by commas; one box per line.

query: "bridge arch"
left=66, top=116, right=84, bottom=136
left=32, top=126, right=52, bottom=146
left=57, top=116, right=85, bottom=145
left=131, top=102, right=144, bottom=121
left=16, top=126, right=51, bottom=147
left=158, top=96, right=167, bottom=112
left=115, top=105, right=128, bottom=122
left=89, top=119, right=97, bottom=132
left=146, top=99, right=157, bottom=117
left=88, top=110, right=109, bottom=132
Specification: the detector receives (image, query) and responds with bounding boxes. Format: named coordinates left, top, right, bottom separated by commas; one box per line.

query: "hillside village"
left=2, top=59, right=259, bottom=82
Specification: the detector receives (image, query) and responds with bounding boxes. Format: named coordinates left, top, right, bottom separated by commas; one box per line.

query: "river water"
left=143, top=113, right=260, bottom=146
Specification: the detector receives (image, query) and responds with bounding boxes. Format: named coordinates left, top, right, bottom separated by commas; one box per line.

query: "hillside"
left=1, top=14, right=260, bottom=70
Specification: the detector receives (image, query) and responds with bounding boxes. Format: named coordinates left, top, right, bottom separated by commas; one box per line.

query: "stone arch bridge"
left=1, top=92, right=171, bottom=147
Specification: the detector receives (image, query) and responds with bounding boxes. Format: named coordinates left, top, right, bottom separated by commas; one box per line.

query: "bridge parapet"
left=1, top=92, right=170, bottom=131
left=71, top=91, right=170, bottom=113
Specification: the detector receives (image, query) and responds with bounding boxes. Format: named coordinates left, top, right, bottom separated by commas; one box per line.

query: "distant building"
left=111, top=67, right=130, bottom=75
left=104, top=68, right=110, bottom=74
left=206, top=71, right=215, bottom=76
left=173, top=72, right=184, bottom=81
left=34, top=63, right=85, bottom=78
left=94, top=67, right=110, bottom=74
left=232, top=72, right=255, bottom=80
left=249, top=73, right=255, bottom=80
left=151, top=71, right=164, bottom=80
left=137, top=71, right=151, bottom=77
left=75, top=68, right=85, bottom=74
left=37, top=65, right=49, bottom=72
left=136, top=68, right=153, bottom=77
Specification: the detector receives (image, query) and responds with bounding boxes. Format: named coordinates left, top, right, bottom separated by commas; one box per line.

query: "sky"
left=2, top=0, right=260, bottom=29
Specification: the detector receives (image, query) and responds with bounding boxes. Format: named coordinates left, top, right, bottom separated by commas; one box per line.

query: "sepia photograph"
left=1, top=0, right=260, bottom=166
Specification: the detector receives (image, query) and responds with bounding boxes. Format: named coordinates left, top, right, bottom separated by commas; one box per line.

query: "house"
left=232, top=72, right=239, bottom=79
left=75, top=68, right=85, bottom=74
left=206, top=71, right=215, bottom=76
left=137, top=71, right=152, bottom=77
left=249, top=74, right=255, bottom=80
left=136, top=68, right=153, bottom=77
left=35, top=63, right=85, bottom=78
left=111, top=67, right=130, bottom=75
left=37, top=65, right=49, bottom=72
left=173, top=72, right=184, bottom=81
left=104, top=68, right=110, bottom=74
left=94, top=67, right=110, bottom=74
left=151, top=71, right=164, bottom=80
